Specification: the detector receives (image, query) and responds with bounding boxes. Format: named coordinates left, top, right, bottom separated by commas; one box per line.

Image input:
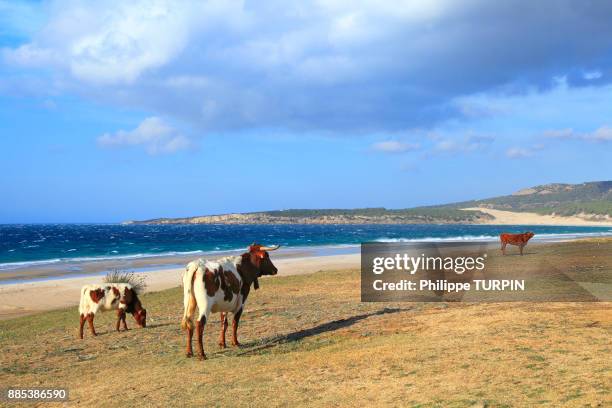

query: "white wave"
left=2, top=229, right=611, bottom=271
left=375, top=235, right=498, bottom=243
left=375, top=231, right=612, bottom=243
left=0, top=250, right=208, bottom=270
left=0, top=258, right=63, bottom=270
left=531, top=231, right=612, bottom=241
left=66, top=250, right=207, bottom=263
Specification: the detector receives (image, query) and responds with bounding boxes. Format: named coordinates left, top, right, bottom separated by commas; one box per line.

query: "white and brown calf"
left=78, top=283, right=147, bottom=339
left=181, top=243, right=279, bottom=360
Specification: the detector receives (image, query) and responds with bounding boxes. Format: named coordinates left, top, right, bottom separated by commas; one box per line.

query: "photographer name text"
left=372, top=279, right=525, bottom=292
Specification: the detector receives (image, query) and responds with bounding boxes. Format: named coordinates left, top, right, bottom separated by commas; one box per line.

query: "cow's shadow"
left=502, top=251, right=536, bottom=256
left=145, top=322, right=175, bottom=329
left=238, top=307, right=405, bottom=351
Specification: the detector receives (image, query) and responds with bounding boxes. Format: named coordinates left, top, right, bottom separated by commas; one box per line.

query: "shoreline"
left=0, top=252, right=361, bottom=320
left=2, top=236, right=611, bottom=320
left=0, top=245, right=358, bottom=284
left=2, top=230, right=612, bottom=285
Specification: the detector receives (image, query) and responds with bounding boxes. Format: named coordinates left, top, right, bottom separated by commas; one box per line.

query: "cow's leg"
left=185, top=324, right=194, bottom=358
left=87, top=313, right=97, bottom=336
left=79, top=314, right=86, bottom=339
left=184, top=297, right=196, bottom=357
left=501, top=242, right=507, bottom=255
left=232, top=307, right=243, bottom=347
left=196, top=316, right=206, bottom=360
left=122, top=311, right=129, bottom=331
left=115, top=309, right=124, bottom=331
left=520, top=244, right=524, bottom=256
left=196, top=313, right=209, bottom=360
left=191, top=271, right=209, bottom=360
left=218, top=313, right=228, bottom=348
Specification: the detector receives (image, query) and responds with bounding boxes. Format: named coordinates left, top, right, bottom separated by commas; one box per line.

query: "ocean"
left=1, top=223, right=611, bottom=270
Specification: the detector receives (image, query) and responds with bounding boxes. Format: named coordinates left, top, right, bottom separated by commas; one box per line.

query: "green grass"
left=261, top=207, right=489, bottom=222
left=529, top=200, right=612, bottom=217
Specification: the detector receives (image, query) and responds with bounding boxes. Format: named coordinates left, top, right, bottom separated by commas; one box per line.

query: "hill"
left=127, top=207, right=492, bottom=225
left=445, top=180, right=612, bottom=220
left=125, top=181, right=612, bottom=225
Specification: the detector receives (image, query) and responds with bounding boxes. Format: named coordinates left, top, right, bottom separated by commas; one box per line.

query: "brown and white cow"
left=500, top=232, right=535, bottom=256
left=181, top=243, right=279, bottom=360
left=78, top=283, right=147, bottom=339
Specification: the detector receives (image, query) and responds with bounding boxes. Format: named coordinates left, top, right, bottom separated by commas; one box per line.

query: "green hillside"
left=445, top=181, right=612, bottom=217
left=260, top=207, right=486, bottom=222
left=263, top=181, right=612, bottom=219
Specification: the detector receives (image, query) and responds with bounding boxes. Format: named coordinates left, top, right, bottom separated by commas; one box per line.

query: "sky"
left=1, top=0, right=611, bottom=223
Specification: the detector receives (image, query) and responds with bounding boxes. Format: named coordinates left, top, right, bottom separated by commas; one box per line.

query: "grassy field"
left=1, top=241, right=611, bottom=407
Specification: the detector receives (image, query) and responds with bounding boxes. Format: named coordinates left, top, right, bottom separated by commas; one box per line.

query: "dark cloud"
left=4, top=0, right=612, bottom=134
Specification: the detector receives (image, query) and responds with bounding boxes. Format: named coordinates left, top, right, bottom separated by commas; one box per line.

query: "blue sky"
left=1, top=0, right=611, bottom=223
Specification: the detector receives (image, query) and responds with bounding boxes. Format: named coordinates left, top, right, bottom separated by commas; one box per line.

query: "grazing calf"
left=79, top=283, right=147, bottom=339
left=500, top=232, right=535, bottom=256
left=181, top=243, right=279, bottom=360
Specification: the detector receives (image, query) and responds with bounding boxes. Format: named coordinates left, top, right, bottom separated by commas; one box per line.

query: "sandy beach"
left=0, top=253, right=360, bottom=320
left=2, top=236, right=610, bottom=320
left=463, top=207, right=612, bottom=226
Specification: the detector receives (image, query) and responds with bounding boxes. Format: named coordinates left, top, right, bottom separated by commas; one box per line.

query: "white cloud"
left=434, top=140, right=457, bottom=152
left=432, top=134, right=494, bottom=154
left=542, top=128, right=575, bottom=139
left=164, top=75, right=211, bottom=88
left=67, top=2, right=192, bottom=84
left=583, top=70, right=602, bottom=80
left=506, top=147, right=532, bottom=159
left=371, top=140, right=419, bottom=153
left=3, top=0, right=246, bottom=84
left=3, top=43, right=57, bottom=66
left=589, top=126, right=612, bottom=142
left=97, top=117, right=191, bottom=155
left=542, top=126, right=612, bottom=143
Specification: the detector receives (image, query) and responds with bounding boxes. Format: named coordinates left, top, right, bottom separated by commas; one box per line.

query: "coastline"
left=0, top=245, right=357, bottom=284
left=0, top=252, right=360, bottom=320
left=2, top=227, right=611, bottom=284
left=2, top=236, right=611, bottom=320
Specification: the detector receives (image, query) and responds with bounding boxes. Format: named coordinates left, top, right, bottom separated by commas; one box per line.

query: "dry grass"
left=1, top=241, right=611, bottom=407
left=103, top=269, right=147, bottom=294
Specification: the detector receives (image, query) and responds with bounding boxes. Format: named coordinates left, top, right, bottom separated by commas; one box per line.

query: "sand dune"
left=463, top=207, right=612, bottom=226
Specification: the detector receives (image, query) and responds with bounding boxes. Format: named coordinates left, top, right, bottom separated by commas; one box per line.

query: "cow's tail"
left=181, top=261, right=199, bottom=331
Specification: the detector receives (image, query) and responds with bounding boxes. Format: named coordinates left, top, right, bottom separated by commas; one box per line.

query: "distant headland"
left=125, top=181, right=612, bottom=226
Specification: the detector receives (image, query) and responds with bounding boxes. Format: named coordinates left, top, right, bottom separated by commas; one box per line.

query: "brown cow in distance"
left=500, top=232, right=535, bottom=255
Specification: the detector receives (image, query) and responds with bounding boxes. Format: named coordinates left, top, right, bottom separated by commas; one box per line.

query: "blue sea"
left=1, top=223, right=612, bottom=270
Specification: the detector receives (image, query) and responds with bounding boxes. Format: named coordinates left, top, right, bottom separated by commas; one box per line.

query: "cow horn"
left=259, top=245, right=280, bottom=251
